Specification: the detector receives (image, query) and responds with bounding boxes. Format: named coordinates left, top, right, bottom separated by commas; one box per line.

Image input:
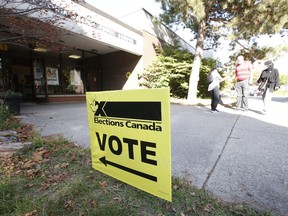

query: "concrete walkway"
left=19, top=96, right=288, bottom=215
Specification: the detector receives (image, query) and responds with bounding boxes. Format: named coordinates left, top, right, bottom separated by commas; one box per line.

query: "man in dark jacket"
left=257, top=60, right=280, bottom=114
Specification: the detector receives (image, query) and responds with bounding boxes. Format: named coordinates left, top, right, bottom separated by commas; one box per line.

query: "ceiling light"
left=68, top=54, right=81, bottom=59
left=33, top=47, right=47, bottom=52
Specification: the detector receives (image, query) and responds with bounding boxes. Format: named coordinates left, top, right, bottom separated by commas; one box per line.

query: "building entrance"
left=0, top=57, right=11, bottom=95
left=0, top=56, right=35, bottom=102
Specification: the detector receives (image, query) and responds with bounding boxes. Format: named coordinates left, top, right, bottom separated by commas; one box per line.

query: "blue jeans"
left=236, top=79, right=249, bottom=110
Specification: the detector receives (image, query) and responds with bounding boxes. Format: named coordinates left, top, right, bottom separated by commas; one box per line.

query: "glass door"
left=0, top=57, right=12, bottom=93
left=33, top=60, right=47, bottom=101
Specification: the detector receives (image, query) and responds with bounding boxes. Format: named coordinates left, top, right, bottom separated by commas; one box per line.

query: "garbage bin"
left=4, top=95, right=22, bottom=115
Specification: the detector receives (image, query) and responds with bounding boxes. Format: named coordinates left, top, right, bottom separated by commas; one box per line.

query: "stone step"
left=0, top=130, right=32, bottom=158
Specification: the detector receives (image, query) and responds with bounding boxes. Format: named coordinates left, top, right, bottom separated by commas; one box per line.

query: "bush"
left=279, top=74, right=288, bottom=86
left=140, top=55, right=192, bottom=98
left=0, top=105, right=11, bottom=129
left=0, top=105, right=21, bottom=130
left=139, top=46, right=217, bottom=98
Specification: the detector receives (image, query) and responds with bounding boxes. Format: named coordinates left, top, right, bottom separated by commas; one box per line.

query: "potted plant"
left=3, top=90, right=23, bottom=115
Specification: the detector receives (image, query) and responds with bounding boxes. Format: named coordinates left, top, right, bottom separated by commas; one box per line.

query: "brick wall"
left=48, top=95, right=86, bottom=103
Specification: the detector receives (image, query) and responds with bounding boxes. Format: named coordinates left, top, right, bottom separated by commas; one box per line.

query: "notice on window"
left=46, top=67, right=59, bottom=85
left=86, top=88, right=171, bottom=201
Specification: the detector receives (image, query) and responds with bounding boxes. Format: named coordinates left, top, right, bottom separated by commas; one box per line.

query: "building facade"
left=0, top=0, right=195, bottom=103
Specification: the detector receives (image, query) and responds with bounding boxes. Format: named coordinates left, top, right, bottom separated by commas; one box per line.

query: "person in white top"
left=208, top=68, right=225, bottom=113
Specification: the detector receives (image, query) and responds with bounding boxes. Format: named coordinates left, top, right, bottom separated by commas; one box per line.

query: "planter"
left=4, top=95, right=22, bottom=115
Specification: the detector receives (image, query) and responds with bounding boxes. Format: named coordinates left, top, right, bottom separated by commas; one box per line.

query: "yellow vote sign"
left=86, top=88, right=171, bottom=201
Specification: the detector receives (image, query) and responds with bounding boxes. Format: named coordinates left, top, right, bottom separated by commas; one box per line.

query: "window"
left=63, top=67, right=84, bottom=94
left=46, top=66, right=63, bottom=94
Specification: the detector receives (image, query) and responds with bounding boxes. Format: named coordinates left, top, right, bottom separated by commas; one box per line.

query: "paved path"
left=19, top=96, right=288, bottom=215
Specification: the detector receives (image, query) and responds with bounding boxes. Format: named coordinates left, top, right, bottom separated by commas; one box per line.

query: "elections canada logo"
left=89, top=100, right=162, bottom=131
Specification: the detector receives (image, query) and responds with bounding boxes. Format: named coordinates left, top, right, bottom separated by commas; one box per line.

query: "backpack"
left=207, top=72, right=213, bottom=84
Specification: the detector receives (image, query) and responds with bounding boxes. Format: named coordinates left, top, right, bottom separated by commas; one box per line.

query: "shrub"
left=139, top=46, right=217, bottom=98
left=0, top=105, right=11, bottom=129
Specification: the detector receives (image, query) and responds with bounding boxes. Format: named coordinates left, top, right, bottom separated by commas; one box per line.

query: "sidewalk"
left=171, top=97, right=288, bottom=215
left=17, top=96, right=288, bottom=215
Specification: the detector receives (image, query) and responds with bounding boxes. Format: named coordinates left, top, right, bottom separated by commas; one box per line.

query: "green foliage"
left=228, top=0, right=288, bottom=40
left=274, top=88, right=288, bottom=96
left=4, top=90, right=22, bottom=97
left=156, top=0, right=226, bottom=49
left=0, top=105, right=14, bottom=130
left=156, top=0, right=288, bottom=102
left=144, top=57, right=190, bottom=98
left=279, top=73, right=288, bottom=86
left=139, top=46, right=217, bottom=98
left=0, top=105, right=11, bottom=124
left=139, top=47, right=193, bottom=98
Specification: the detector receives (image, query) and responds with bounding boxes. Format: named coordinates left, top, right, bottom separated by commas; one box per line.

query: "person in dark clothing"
left=257, top=60, right=280, bottom=114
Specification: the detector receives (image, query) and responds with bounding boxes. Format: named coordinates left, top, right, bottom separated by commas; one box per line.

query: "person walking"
left=208, top=68, right=225, bottom=113
left=235, top=55, right=253, bottom=111
left=257, top=60, right=280, bottom=114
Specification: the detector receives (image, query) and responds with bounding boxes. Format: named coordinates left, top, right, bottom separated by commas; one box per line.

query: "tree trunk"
left=187, top=20, right=206, bottom=104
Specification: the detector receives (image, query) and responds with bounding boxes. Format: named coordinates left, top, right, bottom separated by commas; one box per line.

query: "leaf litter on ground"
left=0, top=119, right=272, bottom=216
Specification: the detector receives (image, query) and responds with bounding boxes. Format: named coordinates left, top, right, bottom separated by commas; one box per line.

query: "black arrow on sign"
left=99, top=157, right=157, bottom=182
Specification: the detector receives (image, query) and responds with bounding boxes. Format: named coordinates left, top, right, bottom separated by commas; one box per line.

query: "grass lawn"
left=0, top=113, right=271, bottom=216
